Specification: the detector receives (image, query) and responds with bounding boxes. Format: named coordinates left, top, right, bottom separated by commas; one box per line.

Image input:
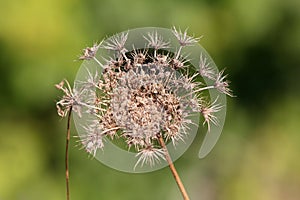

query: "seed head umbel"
left=55, top=27, right=233, bottom=169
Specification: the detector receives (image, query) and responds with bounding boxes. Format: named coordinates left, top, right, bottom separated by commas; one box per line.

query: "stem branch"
left=65, top=107, right=72, bottom=200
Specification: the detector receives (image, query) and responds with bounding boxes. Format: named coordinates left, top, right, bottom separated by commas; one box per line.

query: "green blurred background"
left=0, top=0, right=299, bottom=199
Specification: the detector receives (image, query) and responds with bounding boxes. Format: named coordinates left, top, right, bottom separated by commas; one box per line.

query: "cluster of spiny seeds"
left=56, top=27, right=233, bottom=168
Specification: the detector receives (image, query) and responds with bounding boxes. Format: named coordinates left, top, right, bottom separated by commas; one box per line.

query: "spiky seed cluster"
left=56, top=28, right=233, bottom=168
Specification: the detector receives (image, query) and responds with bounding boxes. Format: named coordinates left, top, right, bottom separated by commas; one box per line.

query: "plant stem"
left=65, top=107, right=72, bottom=200
left=157, top=136, right=190, bottom=200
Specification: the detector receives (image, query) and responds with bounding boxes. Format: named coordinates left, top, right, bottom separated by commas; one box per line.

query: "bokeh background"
left=0, top=0, right=299, bottom=199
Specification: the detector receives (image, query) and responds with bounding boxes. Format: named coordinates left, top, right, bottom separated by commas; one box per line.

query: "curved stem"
left=157, top=135, right=190, bottom=200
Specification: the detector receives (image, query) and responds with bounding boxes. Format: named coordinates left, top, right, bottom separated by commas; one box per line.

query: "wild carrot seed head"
left=56, top=27, right=233, bottom=172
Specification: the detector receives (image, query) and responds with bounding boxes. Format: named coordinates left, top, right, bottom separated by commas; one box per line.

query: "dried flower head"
left=199, top=53, right=215, bottom=80
left=172, top=26, right=202, bottom=47
left=102, top=32, right=129, bottom=55
left=55, top=79, right=83, bottom=117
left=56, top=27, right=233, bottom=172
left=214, top=69, right=234, bottom=97
left=79, top=43, right=101, bottom=60
left=144, top=31, right=170, bottom=50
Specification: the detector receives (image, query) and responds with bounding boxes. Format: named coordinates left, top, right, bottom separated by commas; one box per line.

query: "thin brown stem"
left=157, top=135, right=190, bottom=200
left=65, top=107, right=72, bottom=200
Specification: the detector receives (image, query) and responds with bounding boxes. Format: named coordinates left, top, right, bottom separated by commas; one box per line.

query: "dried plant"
left=55, top=27, right=233, bottom=200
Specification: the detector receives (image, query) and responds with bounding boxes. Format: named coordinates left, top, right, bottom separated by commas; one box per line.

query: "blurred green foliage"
left=0, top=0, right=299, bottom=199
